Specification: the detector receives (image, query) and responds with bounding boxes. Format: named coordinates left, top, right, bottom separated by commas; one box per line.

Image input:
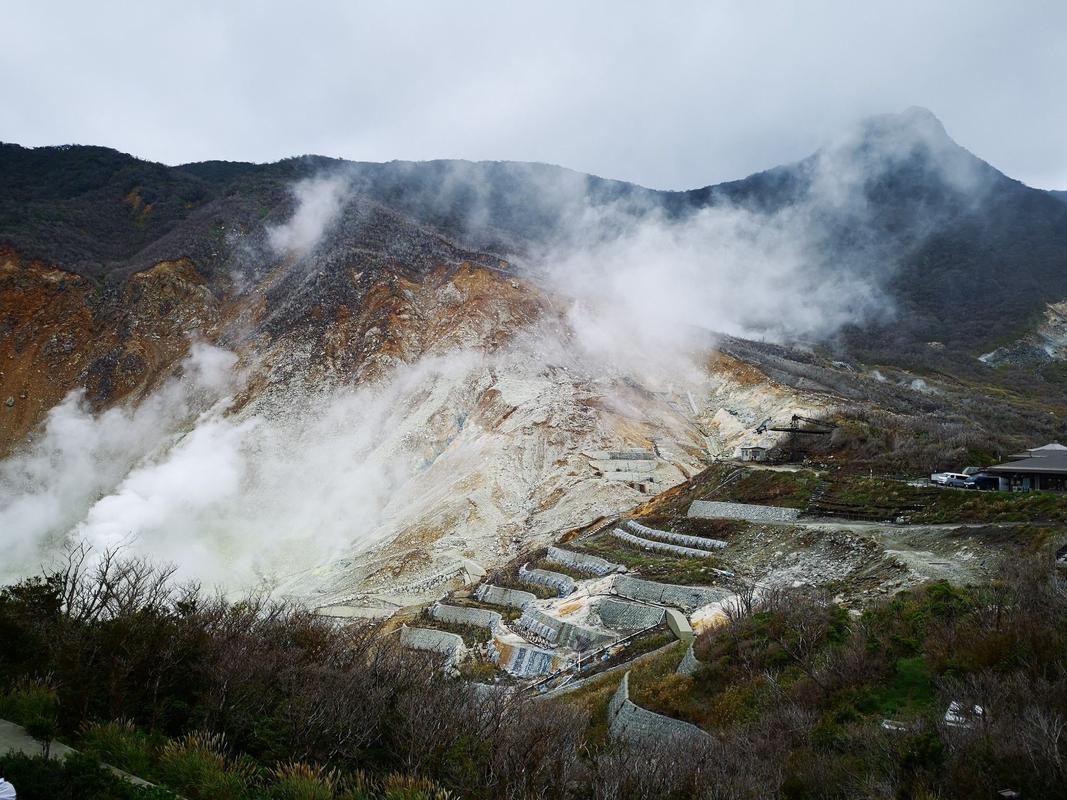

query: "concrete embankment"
left=688, top=500, right=801, bottom=523
left=607, top=671, right=711, bottom=745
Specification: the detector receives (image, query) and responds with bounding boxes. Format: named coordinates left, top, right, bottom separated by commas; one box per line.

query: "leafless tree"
left=54, top=543, right=186, bottom=623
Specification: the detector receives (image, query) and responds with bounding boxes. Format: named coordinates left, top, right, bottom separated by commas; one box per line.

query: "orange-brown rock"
left=0, top=248, right=219, bottom=455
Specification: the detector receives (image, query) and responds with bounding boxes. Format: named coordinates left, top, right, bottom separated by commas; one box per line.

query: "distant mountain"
left=687, top=108, right=1067, bottom=354
left=5, top=109, right=1067, bottom=600
left=3, top=107, right=1067, bottom=357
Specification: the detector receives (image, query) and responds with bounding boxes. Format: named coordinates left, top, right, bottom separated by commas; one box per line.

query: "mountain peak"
left=852, top=105, right=955, bottom=152
left=898, top=105, right=946, bottom=130
left=818, top=104, right=1006, bottom=200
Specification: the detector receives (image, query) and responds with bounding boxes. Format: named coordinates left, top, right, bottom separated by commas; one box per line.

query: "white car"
left=930, top=471, right=970, bottom=485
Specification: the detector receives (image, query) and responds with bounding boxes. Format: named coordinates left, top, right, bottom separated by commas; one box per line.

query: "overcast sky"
left=2, top=1, right=1065, bottom=190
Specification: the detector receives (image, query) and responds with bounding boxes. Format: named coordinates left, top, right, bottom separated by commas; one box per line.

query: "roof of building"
left=985, top=453, right=1067, bottom=474
left=1005, top=442, right=1067, bottom=459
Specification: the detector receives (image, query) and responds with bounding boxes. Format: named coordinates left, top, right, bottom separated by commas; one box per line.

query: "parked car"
left=930, top=472, right=970, bottom=485
left=945, top=476, right=976, bottom=489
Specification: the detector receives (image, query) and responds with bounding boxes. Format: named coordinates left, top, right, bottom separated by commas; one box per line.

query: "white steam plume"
left=533, top=108, right=989, bottom=375
left=546, top=202, right=884, bottom=360
left=0, top=343, right=239, bottom=581
left=267, top=174, right=351, bottom=256
left=1, top=342, right=488, bottom=590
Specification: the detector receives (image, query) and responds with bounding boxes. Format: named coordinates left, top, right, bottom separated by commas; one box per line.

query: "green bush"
left=80, top=720, right=162, bottom=781
left=156, top=731, right=256, bottom=800
left=0, top=678, right=59, bottom=756
left=848, top=656, right=936, bottom=718
left=900, top=730, right=945, bottom=774
left=0, top=678, right=58, bottom=730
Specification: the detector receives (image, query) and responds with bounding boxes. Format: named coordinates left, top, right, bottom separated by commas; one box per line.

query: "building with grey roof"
left=985, top=442, right=1067, bottom=491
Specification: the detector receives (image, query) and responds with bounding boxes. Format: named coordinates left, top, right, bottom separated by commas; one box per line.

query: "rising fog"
left=0, top=344, right=239, bottom=582
left=538, top=107, right=986, bottom=371
left=267, top=175, right=352, bottom=257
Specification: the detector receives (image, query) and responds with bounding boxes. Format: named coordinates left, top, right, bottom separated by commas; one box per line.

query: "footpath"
left=0, top=718, right=155, bottom=789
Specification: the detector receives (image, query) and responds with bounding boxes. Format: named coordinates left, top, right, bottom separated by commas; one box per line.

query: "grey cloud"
left=1, top=1, right=1065, bottom=189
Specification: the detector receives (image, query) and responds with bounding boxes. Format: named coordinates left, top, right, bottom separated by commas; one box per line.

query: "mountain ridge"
left=4, top=107, right=1066, bottom=360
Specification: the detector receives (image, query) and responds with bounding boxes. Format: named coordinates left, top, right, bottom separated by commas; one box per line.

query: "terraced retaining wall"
left=613, top=575, right=729, bottom=613
left=492, top=640, right=558, bottom=677
left=516, top=608, right=615, bottom=651
left=607, top=671, right=711, bottom=745
left=475, top=583, right=536, bottom=609
left=600, top=471, right=656, bottom=483
left=586, top=450, right=656, bottom=460
left=612, top=528, right=717, bottom=559
left=399, top=626, right=465, bottom=663
left=592, top=459, right=657, bottom=473
left=688, top=500, right=800, bottom=523
left=596, top=598, right=665, bottom=631
left=519, top=564, right=576, bottom=596
left=514, top=607, right=562, bottom=643
left=430, top=603, right=502, bottom=630
left=626, top=520, right=727, bottom=550
left=545, top=546, right=618, bottom=576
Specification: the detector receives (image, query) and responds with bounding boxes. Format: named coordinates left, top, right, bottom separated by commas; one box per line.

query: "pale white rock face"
left=282, top=333, right=716, bottom=610
left=698, top=355, right=832, bottom=459
left=979, top=299, right=1067, bottom=366
left=1040, top=301, right=1067, bottom=356
left=290, top=347, right=831, bottom=611
left=1, top=261, right=828, bottom=606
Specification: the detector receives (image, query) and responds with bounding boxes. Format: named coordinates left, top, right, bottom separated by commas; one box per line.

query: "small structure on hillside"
left=740, top=445, right=769, bottom=462
left=985, top=442, right=1067, bottom=491
left=943, top=701, right=984, bottom=729
left=753, top=414, right=836, bottom=462
left=585, top=448, right=659, bottom=493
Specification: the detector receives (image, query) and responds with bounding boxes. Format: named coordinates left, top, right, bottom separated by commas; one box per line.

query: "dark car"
left=945, top=477, right=976, bottom=489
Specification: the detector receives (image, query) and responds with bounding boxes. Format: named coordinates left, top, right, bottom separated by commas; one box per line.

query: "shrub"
left=156, top=731, right=256, bottom=800
left=3, top=548, right=1063, bottom=799
left=269, top=761, right=339, bottom=800
left=0, top=678, right=58, bottom=730
left=0, top=678, right=59, bottom=757
left=379, top=773, right=454, bottom=800
left=80, top=720, right=162, bottom=781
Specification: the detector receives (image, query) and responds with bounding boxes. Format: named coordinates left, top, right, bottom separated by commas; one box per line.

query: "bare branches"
left=53, top=542, right=181, bottom=623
